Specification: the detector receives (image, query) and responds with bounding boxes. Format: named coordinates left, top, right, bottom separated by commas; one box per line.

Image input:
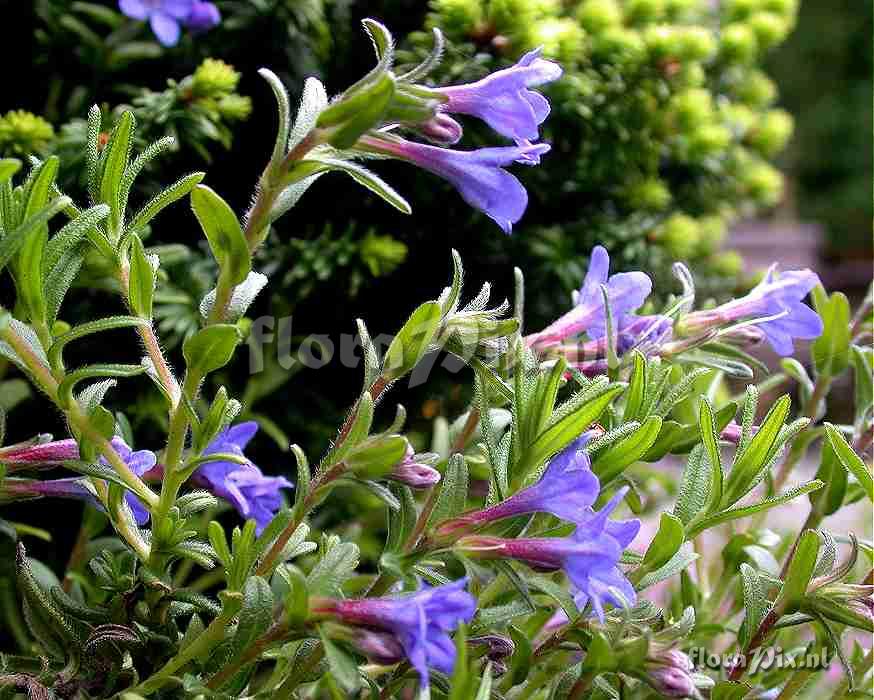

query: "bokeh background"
left=0, top=0, right=871, bottom=567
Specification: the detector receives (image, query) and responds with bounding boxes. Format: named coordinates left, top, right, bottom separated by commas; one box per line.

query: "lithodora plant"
left=0, top=19, right=871, bottom=700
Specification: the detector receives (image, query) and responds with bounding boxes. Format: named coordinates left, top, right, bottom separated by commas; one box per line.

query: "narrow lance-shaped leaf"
left=190, top=184, right=251, bottom=286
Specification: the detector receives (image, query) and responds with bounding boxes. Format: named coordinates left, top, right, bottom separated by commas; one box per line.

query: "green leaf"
left=127, top=234, right=156, bottom=318
left=698, top=396, right=724, bottom=514
left=711, top=682, right=753, bottom=700
left=99, top=111, right=134, bottom=235
left=43, top=203, right=109, bottom=274
left=0, top=196, right=70, bottom=273
left=383, top=301, right=441, bottom=381
left=321, top=392, right=374, bottom=470
left=851, top=345, right=874, bottom=420
left=17, top=227, right=48, bottom=324
left=120, top=136, right=175, bottom=213
left=722, top=394, right=792, bottom=507
left=519, top=384, right=623, bottom=479
left=825, top=423, right=873, bottom=501
left=385, top=484, right=417, bottom=554
left=811, top=286, right=851, bottom=378
left=190, top=185, right=251, bottom=286
left=622, top=350, right=647, bottom=421
left=233, top=576, right=274, bottom=654
left=641, top=512, right=684, bottom=571
left=738, top=563, right=768, bottom=647
left=183, top=324, right=241, bottom=377
left=779, top=529, right=820, bottom=612
left=810, top=438, right=848, bottom=516
left=686, top=480, right=823, bottom=537
left=674, top=446, right=710, bottom=526
left=307, top=541, right=360, bottom=597
left=426, top=453, right=469, bottom=531
left=592, top=415, right=662, bottom=484
left=258, top=69, right=292, bottom=164
left=291, top=444, right=311, bottom=516
left=126, top=172, right=204, bottom=235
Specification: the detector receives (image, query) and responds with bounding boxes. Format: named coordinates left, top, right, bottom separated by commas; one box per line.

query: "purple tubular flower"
left=192, top=422, right=293, bottom=534
left=458, top=489, right=639, bottom=621
left=0, top=438, right=79, bottom=470
left=362, top=135, right=550, bottom=233
left=119, top=0, right=194, bottom=46
left=437, top=47, right=562, bottom=143
left=2, top=437, right=156, bottom=525
left=683, top=265, right=823, bottom=356
left=435, top=433, right=599, bottom=538
left=184, top=1, right=220, bottom=32
left=317, top=579, right=476, bottom=689
left=526, top=246, right=653, bottom=349
left=616, top=314, right=673, bottom=355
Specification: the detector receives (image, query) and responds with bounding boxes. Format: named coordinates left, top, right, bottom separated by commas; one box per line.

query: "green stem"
left=829, top=648, right=872, bottom=699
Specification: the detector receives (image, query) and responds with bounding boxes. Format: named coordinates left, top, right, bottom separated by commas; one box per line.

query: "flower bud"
left=644, top=650, right=697, bottom=698
left=420, top=114, right=464, bottom=145
left=388, top=446, right=441, bottom=489
left=647, top=666, right=696, bottom=697
left=350, top=628, right=406, bottom=665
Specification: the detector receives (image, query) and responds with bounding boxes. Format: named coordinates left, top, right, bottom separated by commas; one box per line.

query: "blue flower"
left=458, top=489, right=639, bottom=621
left=193, top=422, right=293, bottom=534
left=716, top=265, right=823, bottom=356
left=527, top=246, right=653, bottom=349
left=110, top=437, right=157, bottom=525
left=362, top=135, right=550, bottom=233
left=435, top=433, right=600, bottom=539
left=118, top=0, right=220, bottom=46
left=316, top=579, right=476, bottom=689
left=437, top=48, right=562, bottom=144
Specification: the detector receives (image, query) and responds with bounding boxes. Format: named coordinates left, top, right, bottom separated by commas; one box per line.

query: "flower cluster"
left=119, top=0, right=220, bottom=46
left=445, top=434, right=640, bottom=621
left=527, top=245, right=825, bottom=370
left=314, top=579, right=477, bottom=688
left=348, top=44, right=561, bottom=232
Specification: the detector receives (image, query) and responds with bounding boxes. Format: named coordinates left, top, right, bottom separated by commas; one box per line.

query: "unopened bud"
left=420, top=113, right=463, bottom=145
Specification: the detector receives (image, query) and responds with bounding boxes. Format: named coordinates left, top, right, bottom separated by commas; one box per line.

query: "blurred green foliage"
left=767, top=0, right=873, bottom=254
